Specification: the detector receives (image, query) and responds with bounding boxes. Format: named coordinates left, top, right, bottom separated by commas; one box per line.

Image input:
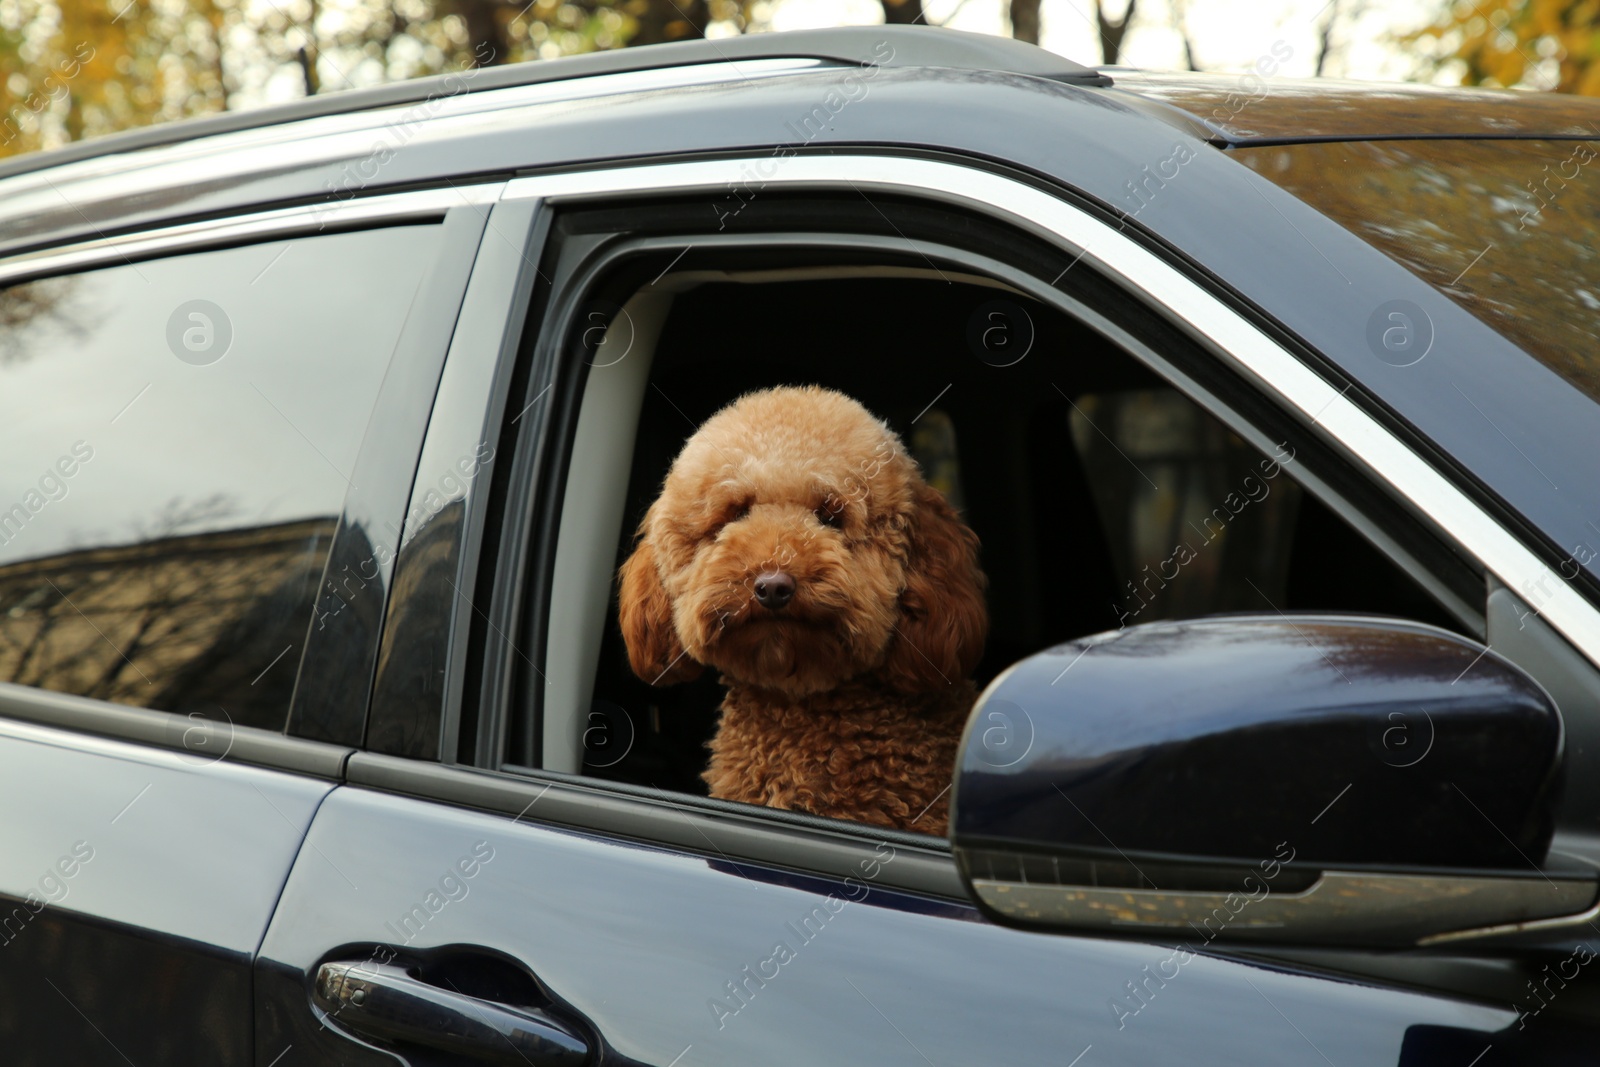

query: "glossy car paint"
left=1106, top=69, right=1600, bottom=143
left=259, top=785, right=1526, bottom=1066
left=287, top=203, right=492, bottom=747
left=0, top=695, right=331, bottom=1064
left=953, top=615, right=1563, bottom=870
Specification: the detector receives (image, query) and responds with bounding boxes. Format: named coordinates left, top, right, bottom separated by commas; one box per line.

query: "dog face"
left=619, top=386, right=988, bottom=698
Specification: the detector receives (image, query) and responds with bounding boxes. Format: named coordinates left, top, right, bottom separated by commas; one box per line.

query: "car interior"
left=527, top=247, right=1474, bottom=808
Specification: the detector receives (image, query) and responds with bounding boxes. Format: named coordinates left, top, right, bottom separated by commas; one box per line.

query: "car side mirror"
left=949, top=615, right=1597, bottom=948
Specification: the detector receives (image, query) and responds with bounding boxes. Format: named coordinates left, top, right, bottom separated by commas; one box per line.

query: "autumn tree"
left=0, top=0, right=1168, bottom=163
left=1411, top=0, right=1596, bottom=93
left=0, top=0, right=235, bottom=156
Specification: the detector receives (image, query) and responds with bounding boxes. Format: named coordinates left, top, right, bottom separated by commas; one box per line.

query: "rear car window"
left=1234, top=139, right=1600, bottom=405
left=0, top=225, right=441, bottom=729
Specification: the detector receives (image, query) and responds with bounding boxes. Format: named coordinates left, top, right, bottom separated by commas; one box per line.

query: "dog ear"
left=618, top=530, right=703, bottom=686
left=880, top=482, right=989, bottom=694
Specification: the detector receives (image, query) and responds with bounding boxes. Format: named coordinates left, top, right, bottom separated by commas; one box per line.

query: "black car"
left=2, top=24, right=1600, bottom=1065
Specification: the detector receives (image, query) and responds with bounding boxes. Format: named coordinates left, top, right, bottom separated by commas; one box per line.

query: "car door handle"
left=314, top=959, right=589, bottom=1066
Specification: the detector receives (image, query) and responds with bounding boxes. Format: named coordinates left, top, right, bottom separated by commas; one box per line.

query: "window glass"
left=1236, top=139, right=1600, bottom=405
left=1071, top=390, right=1300, bottom=626
left=1237, top=139, right=1600, bottom=592
left=0, top=225, right=441, bottom=729
left=908, top=409, right=965, bottom=512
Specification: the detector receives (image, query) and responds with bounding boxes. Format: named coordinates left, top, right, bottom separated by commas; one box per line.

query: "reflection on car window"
left=908, top=408, right=965, bottom=512
left=0, top=225, right=440, bottom=729
left=1071, top=390, right=1301, bottom=627
left=1236, top=139, right=1600, bottom=405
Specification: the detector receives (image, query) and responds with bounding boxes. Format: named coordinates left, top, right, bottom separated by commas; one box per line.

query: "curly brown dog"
left=617, top=385, right=988, bottom=835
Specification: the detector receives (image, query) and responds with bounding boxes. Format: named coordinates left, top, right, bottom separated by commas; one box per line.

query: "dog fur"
left=618, top=385, right=988, bottom=834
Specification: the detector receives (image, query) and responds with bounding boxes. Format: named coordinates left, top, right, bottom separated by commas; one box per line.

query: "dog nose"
left=753, top=571, right=796, bottom=610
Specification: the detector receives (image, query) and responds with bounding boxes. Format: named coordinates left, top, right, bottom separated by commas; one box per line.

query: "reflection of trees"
left=366, top=501, right=463, bottom=760
left=0, top=277, right=86, bottom=366
left=1112, top=72, right=1600, bottom=140
left=1101, top=616, right=1477, bottom=685
left=1236, top=140, right=1600, bottom=405
left=284, top=519, right=390, bottom=745
left=1072, top=389, right=1300, bottom=622
left=0, top=906, right=241, bottom=1066
left=0, top=513, right=336, bottom=730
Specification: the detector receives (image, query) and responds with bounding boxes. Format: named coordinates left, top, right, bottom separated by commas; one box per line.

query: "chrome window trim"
left=0, top=679, right=352, bottom=780
left=499, top=155, right=1600, bottom=668
left=0, top=183, right=500, bottom=286
left=0, top=59, right=825, bottom=238
left=967, top=869, right=1599, bottom=948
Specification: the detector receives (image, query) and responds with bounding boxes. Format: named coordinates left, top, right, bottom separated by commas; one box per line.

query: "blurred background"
left=1, top=0, right=1597, bottom=159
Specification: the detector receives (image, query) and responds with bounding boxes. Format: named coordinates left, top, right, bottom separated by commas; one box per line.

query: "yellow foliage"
left=0, top=0, right=230, bottom=157
left=1413, top=0, right=1600, bottom=94
left=0, top=0, right=667, bottom=161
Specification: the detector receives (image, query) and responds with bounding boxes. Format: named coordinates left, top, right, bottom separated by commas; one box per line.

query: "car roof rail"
left=0, top=26, right=1106, bottom=186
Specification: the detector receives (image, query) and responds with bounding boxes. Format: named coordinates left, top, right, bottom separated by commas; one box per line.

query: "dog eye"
left=706, top=501, right=749, bottom=539
left=814, top=503, right=843, bottom=529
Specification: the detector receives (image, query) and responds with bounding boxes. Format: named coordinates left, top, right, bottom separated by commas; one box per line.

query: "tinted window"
left=1071, top=389, right=1301, bottom=625
left=1236, top=139, right=1600, bottom=405
left=1114, top=71, right=1600, bottom=141
left=0, top=225, right=441, bottom=729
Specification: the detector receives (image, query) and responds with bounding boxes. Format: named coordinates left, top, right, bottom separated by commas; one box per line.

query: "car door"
left=0, top=189, right=488, bottom=1064
left=251, top=157, right=1600, bottom=1065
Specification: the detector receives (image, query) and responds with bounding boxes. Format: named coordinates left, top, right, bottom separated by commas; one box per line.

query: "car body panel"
left=0, top=25, right=1105, bottom=190
left=1233, top=138, right=1600, bottom=409
left=258, top=785, right=1518, bottom=1066
left=0, top=704, right=331, bottom=1064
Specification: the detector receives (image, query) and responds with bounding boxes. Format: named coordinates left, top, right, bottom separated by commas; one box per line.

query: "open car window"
left=506, top=219, right=1479, bottom=828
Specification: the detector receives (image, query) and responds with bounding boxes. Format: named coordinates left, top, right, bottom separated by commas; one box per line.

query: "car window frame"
left=353, top=153, right=1600, bottom=913
left=380, top=158, right=1555, bottom=857
left=504, top=222, right=1491, bottom=774
left=526, top=224, right=1492, bottom=738
left=362, top=196, right=551, bottom=763
left=0, top=184, right=498, bottom=774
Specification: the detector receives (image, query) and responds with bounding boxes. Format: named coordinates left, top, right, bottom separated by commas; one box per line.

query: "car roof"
left=1108, top=69, right=1600, bottom=145
left=0, top=25, right=1106, bottom=186
left=8, top=25, right=1594, bottom=200
left=5, top=27, right=1593, bottom=272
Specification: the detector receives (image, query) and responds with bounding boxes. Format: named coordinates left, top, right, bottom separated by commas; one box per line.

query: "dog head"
left=619, top=385, right=987, bottom=698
